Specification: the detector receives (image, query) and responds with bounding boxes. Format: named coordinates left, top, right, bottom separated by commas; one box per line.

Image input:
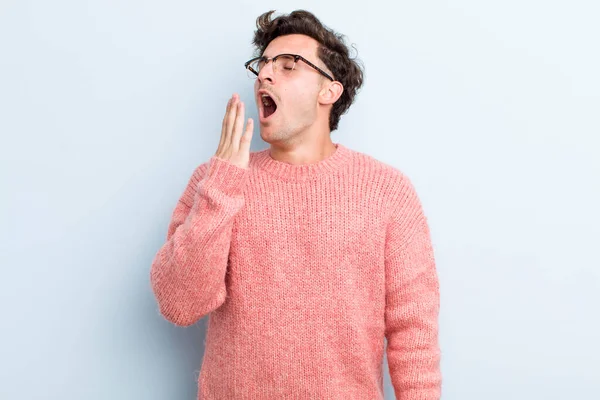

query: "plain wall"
left=1, top=0, right=598, bottom=399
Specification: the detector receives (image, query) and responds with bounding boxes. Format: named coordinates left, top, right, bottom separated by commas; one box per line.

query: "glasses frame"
left=244, top=53, right=334, bottom=81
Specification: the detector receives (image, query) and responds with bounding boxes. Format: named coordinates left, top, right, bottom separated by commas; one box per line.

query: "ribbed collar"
left=252, top=142, right=354, bottom=182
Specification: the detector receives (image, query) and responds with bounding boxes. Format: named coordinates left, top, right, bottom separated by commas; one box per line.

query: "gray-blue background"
left=1, top=1, right=598, bottom=399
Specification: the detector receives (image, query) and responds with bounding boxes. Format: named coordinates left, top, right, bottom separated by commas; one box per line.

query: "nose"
left=257, top=60, right=275, bottom=84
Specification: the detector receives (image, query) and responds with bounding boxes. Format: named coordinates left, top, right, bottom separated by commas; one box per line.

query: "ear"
left=318, top=80, right=344, bottom=106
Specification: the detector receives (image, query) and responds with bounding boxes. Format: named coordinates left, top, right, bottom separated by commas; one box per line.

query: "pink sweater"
left=150, top=143, right=441, bottom=399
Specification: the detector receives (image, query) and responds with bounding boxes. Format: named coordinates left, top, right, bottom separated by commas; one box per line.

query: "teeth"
left=261, top=95, right=272, bottom=106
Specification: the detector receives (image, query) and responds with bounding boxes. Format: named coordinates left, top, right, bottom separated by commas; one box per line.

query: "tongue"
left=264, top=102, right=277, bottom=118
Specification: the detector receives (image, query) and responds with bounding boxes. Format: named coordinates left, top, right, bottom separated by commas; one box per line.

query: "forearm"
left=150, top=157, right=248, bottom=326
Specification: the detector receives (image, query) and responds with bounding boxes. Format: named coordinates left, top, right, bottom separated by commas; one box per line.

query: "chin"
left=259, top=125, right=276, bottom=142
left=259, top=125, right=289, bottom=145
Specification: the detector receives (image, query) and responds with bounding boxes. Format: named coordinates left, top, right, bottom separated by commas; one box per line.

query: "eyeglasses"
left=245, top=53, right=334, bottom=81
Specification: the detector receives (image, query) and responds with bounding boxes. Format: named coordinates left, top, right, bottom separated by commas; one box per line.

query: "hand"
left=214, top=93, right=254, bottom=169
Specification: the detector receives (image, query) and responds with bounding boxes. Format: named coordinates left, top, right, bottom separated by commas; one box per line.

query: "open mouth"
left=261, top=93, right=278, bottom=119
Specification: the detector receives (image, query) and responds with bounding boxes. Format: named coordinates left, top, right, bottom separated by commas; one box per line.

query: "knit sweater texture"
left=150, top=143, right=441, bottom=399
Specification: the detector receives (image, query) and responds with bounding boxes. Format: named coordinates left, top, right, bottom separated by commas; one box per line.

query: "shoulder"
left=349, top=147, right=415, bottom=194
left=347, top=148, right=427, bottom=223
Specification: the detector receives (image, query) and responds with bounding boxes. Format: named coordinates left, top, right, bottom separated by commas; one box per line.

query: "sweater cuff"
left=200, top=156, right=249, bottom=197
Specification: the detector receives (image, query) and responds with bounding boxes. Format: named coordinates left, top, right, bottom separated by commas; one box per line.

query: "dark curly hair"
left=252, top=10, right=365, bottom=132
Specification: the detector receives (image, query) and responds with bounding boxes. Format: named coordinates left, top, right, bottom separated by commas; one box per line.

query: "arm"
left=384, top=175, right=441, bottom=399
left=150, top=156, right=249, bottom=326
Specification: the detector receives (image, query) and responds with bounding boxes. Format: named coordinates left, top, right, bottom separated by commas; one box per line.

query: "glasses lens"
left=246, top=59, right=260, bottom=79
left=275, top=55, right=295, bottom=74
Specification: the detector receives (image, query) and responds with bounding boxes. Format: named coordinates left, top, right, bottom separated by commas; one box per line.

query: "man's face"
left=253, top=34, right=331, bottom=143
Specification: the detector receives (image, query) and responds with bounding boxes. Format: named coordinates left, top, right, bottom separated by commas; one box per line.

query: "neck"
left=269, top=139, right=336, bottom=165
left=267, top=120, right=334, bottom=165
left=253, top=141, right=353, bottom=182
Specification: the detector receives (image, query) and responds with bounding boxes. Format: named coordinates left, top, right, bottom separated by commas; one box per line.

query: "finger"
left=231, top=101, right=245, bottom=150
left=218, top=96, right=233, bottom=151
left=239, top=118, right=254, bottom=155
left=224, top=95, right=239, bottom=145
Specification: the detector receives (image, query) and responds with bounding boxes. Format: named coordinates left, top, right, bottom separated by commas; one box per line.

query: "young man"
left=150, top=9, right=441, bottom=400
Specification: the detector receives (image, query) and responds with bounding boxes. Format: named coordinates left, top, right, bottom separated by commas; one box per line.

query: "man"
left=150, top=9, right=441, bottom=400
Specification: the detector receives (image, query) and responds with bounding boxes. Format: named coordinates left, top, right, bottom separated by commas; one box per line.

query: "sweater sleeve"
left=384, top=175, right=441, bottom=400
left=150, top=156, right=249, bottom=326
